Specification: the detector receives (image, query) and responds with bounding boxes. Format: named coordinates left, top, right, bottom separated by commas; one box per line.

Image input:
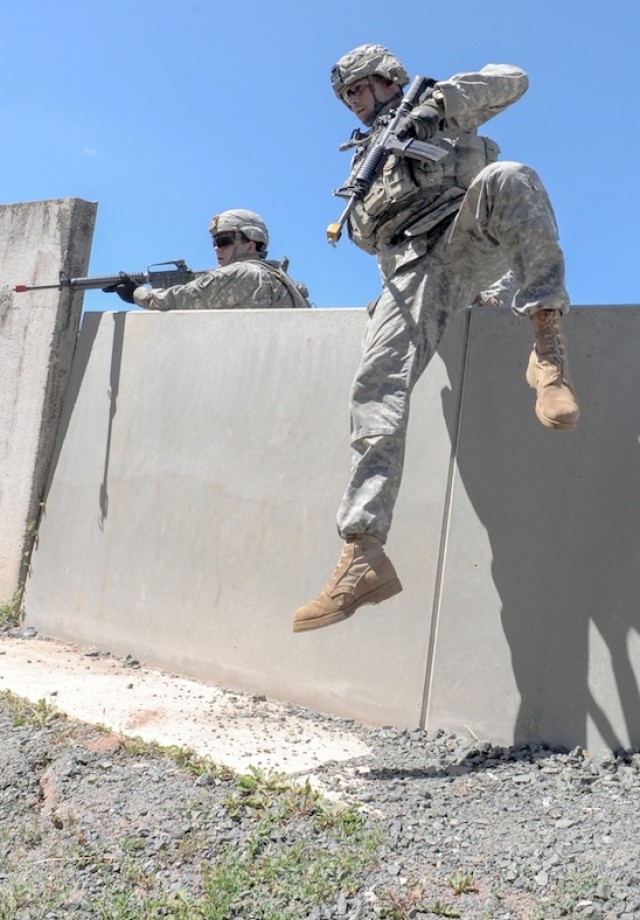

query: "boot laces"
left=536, top=311, right=566, bottom=369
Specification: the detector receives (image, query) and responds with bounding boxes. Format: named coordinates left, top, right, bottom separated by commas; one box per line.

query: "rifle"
left=13, top=259, right=200, bottom=294
left=13, top=256, right=293, bottom=295
left=326, top=75, right=449, bottom=245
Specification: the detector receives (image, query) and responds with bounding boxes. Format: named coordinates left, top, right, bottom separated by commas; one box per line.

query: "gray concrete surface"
left=0, top=635, right=370, bottom=777
left=0, top=198, right=97, bottom=604
left=429, top=306, right=640, bottom=753
left=22, top=307, right=463, bottom=730
left=21, top=302, right=640, bottom=753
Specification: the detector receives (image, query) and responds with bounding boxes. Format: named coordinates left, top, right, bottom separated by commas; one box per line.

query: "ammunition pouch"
left=346, top=130, right=501, bottom=254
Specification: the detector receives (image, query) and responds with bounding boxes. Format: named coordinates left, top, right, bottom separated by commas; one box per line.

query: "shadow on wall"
left=45, top=311, right=126, bottom=529
left=439, top=307, right=640, bottom=750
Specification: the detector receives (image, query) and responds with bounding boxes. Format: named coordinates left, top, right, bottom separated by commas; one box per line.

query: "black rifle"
left=13, top=256, right=293, bottom=295
left=13, top=259, right=200, bottom=294
left=326, top=75, right=449, bottom=245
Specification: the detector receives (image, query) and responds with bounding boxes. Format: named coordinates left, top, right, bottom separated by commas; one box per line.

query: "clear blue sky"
left=3, top=0, right=638, bottom=310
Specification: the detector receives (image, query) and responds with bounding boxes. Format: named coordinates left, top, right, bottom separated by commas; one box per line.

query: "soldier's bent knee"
left=475, top=160, right=545, bottom=194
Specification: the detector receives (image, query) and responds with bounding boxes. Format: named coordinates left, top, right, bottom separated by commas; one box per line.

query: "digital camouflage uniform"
left=333, top=63, right=571, bottom=541
left=133, top=257, right=310, bottom=311
left=131, top=209, right=310, bottom=311
left=293, top=47, right=579, bottom=632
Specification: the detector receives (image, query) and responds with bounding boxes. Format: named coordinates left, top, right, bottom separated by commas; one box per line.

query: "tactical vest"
left=345, top=127, right=500, bottom=254
left=261, top=259, right=312, bottom=309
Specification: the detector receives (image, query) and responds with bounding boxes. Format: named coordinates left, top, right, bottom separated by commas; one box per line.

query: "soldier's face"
left=342, top=76, right=399, bottom=124
left=342, top=79, right=375, bottom=122
left=213, top=233, right=256, bottom=266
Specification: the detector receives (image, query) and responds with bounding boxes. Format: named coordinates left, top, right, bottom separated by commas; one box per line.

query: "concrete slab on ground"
left=0, top=634, right=371, bottom=777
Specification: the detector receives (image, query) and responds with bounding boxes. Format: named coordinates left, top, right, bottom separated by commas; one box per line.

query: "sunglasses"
left=213, top=233, right=239, bottom=248
left=213, top=231, right=251, bottom=248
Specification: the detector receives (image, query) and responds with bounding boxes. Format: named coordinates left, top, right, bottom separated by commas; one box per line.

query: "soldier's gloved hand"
left=101, top=272, right=139, bottom=304
left=396, top=99, right=443, bottom=141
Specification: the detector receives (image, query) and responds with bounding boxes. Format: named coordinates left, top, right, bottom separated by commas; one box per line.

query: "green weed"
left=0, top=587, right=23, bottom=627
left=431, top=900, right=462, bottom=917
left=0, top=690, right=62, bottom=729
left=448, top=868, right=479, bottom=895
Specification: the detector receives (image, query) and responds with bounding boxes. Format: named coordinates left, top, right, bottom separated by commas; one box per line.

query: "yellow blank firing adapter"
left=326, top=222, right=343, bottom=245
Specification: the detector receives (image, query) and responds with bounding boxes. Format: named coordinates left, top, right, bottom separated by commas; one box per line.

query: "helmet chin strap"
left=363, top=78, right=403, bottom=125
left=229, top=237, right=261, bottom=263
left=230, top=239, right=248, bottom=262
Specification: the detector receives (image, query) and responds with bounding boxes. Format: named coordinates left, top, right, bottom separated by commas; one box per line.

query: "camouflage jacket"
left=341, top=64, right=529, bottom=256
left=133, top=256, right=311, bottom=311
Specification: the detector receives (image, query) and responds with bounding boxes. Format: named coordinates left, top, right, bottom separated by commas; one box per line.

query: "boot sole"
left=526, top=369, right=579, bottom=432
left=292, top=578, right=403, bottom=632
left=534, top=404, right=579, bottom=432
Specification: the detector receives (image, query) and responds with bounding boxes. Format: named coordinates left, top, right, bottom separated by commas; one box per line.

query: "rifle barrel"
left=13, top=272, right=148, bottom=294
left=14, top=283, right=63, bottom=293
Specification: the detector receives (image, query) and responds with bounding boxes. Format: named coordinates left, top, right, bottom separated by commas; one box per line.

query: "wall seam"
left=419, top=307, right=472, bottom=729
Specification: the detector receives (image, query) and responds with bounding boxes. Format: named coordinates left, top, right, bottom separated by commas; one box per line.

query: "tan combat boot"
left=292, top=535, right=402, bottom=632
left=526, top=310, right=580, bottom=431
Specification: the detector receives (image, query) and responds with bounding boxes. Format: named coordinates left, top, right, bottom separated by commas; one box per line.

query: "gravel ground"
left=2, top=640, right=640, bottom=919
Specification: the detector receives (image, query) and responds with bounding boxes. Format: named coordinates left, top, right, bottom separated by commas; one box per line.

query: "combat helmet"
left=209, top=209, right=269, bottom=251
left=331, top=43, right=409, bottom=100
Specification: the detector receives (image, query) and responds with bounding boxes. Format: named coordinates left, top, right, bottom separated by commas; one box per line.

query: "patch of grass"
left=49, top=773, right=379, bottom=920
left=448, top=868, right=479, bottom=895
left=0, top=508, right=43, bottom=629
left=27, top=696, right=61, bottom=729
left=0, top=688, right=29, bottom=721
left=375, top=869, right=479, bottom=919
left=0, top=690, right=63, bottom=729
left=225, top=764, right=358, bottom=828
left=0, top=587, right=23, bottom=627
left=0, top=882, right=31, bottom=919
left=120, top=737, right=234, bottom=784
left=165, top=744, right=234, bottom=782
left=431, top=901, right=462, bottom=917
left=171, top=765, right=381, bottom=919
left=528, top=866, right=603, bottom=920
left=377, top=885, right=428, bottom=919
left=86, top=889, right=183, bottom=920
left=376, top=884, right=463, bottom=919
left=0, top=879, right=72, bottom=920
left=193, top=827, right=379, bottom=920
left=0, top=696, right=384, bottom=919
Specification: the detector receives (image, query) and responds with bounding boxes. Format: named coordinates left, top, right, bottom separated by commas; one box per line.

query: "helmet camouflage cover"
left=330, top=43, right=410, bottom=99
left=208, top=209, right=269, bottom=248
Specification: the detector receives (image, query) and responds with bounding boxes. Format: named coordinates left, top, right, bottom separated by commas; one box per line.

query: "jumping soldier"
left=293, top=44, right=579, bottom=633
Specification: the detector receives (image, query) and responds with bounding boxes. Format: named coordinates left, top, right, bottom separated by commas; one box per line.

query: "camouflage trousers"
left=336, top=161, right=570, bottom=542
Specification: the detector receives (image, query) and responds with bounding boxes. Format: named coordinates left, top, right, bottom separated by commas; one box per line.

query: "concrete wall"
left=429, top=306, right=640, bottom=753
left=22, top=308, right=461, bottom=730
left=0, top=199, right=97, bottom=604
left=22, top=303, right=640, bottom=753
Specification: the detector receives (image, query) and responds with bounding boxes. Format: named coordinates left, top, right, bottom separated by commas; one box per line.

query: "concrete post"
left=0, top=198, right=97, bottom=608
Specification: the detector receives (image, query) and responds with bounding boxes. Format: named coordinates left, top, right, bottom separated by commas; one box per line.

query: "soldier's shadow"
left=438, top=306, right=640, bottom=750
